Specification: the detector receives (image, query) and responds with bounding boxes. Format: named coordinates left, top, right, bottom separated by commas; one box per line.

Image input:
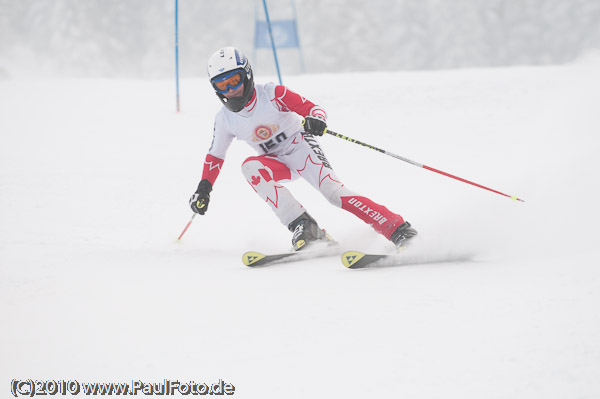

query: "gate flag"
left=254, top=20, right=300, bottom=49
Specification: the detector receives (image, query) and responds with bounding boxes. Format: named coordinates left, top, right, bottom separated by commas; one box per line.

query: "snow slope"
left=1, top=57, right=599, bottom=398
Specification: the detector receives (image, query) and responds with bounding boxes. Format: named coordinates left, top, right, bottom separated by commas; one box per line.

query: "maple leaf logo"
left=245, top=173, right=282, bottom=208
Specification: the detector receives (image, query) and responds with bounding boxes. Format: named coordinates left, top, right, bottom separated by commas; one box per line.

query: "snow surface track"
left=1, top=57, right=599, bottom=398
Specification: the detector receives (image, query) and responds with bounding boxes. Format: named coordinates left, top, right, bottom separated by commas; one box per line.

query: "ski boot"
left=288, top=212, right=327, bottom=251
left=390, top=221, right=418, bottom=249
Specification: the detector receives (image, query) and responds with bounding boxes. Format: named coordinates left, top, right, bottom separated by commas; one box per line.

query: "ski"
left=341, top=251, right=388, bottom=269
left=341, top=250, right=474, bottom=269
left=243, top=245, right=339, bottom=267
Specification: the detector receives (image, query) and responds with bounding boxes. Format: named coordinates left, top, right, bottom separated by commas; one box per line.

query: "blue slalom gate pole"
left=174, top=0, right=181, bottom=112
left=261, top=0, right=283, bottom=85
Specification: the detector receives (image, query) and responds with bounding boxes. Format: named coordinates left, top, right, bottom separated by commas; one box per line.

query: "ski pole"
left=177, top=213, right=196, bottom=241
left=325, top=129, right=524, bottom=202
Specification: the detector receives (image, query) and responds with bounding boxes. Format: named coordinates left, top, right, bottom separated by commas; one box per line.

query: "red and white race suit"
left=202, top=83, right=405, bottom=239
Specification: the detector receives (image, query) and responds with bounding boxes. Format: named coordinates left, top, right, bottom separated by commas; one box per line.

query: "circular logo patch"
left=254, top=125, right=273, bottom=141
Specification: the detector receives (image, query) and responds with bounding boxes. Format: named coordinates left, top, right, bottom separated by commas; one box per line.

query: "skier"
left=189, top=47, right=417, bottom=251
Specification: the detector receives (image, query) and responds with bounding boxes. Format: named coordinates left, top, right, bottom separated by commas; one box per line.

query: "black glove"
left=189, top=179, right=212, bottom=215
left=303, top=115, right=327, bottom=136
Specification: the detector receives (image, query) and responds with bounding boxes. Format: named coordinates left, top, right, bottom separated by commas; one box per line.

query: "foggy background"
left=2, top=2, right=600, bottom=398
left=1, top=0, right=600, bottom=79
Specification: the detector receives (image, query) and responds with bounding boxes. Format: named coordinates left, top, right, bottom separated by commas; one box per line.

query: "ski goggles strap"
left=211, top=70, right=244, bottom=94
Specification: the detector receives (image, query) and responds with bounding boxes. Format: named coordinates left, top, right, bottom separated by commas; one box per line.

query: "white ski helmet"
left=207, top=47, right=255, bottom=112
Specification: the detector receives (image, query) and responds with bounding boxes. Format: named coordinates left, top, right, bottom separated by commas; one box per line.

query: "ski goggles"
left=211, top=70, right=244, bottom=94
